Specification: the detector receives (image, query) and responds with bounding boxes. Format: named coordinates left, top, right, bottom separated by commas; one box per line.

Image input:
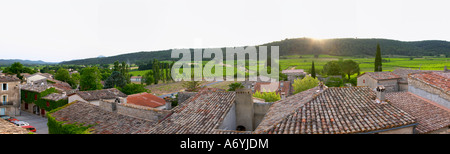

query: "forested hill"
left=60, top=38, right=450, bottom=65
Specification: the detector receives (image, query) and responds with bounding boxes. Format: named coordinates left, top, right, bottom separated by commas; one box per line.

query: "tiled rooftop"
left=387, top=92, right=450, bottom=133
left=0, top=75, right=21, bottom=82
left=409, top=72, right=450, bottom=92
left=255, top=87, right=416, bottom=134
left=50, top=101, right=159, bottom=134
left=361, top=72, right=402, bottom=80
left=21, top=84, right=51, bottom=93
left=127, top=92, right=166, bottom=108
left=0, top=119, right=29, bottom=134
left=147, top=91, right=236, bottom=134
left=75, top=88, right=127, bottom=101
left=41, top=93, right=67, bottom=101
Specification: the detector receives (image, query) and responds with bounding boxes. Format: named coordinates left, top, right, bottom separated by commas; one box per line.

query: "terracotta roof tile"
left=75, top=88, right=127, bottom=101
left=409, top=72, right=450, bottom=92
left=0, top=75, right=21, bottom=82
left=361, top=72, right=402, bottom=80
left=387, top=92, right=450, bottom=133
left=147, top=91, right=236, bottom=134
left=255, top=87, right=416, bottom=134
left=127, top=92, right=166, bottom=108
left=50, top=101, right=159, bottom=134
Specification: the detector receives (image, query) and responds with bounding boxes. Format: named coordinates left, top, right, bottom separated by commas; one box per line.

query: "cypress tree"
left=311, top=61, right=316, bottom=79
left=375, top=43, right=382, bottom=72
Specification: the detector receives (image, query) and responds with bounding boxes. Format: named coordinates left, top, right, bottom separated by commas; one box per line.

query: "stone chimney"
left=99, top=99, right=117, bottom=112
left=375, top=85, right=387, bottom=104
left=235, top=88, right=254, bottom=131
left=163, top=96, right=172, bottom=110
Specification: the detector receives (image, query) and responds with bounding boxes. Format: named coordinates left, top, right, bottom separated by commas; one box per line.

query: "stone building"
left=0, top=76, right=21, bottom=116
left=254, top=81, right=291, bottom=99
left=67, top=88, right=127, bottom=106
left=357, top=72, right=402, bottom=92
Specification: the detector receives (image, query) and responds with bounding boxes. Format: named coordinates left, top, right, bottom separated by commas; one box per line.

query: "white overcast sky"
left=0, top=0, right=449, bottom=62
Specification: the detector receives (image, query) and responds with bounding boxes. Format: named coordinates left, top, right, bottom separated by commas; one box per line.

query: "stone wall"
left=357, top=75, right=399, bottom=92
left=409, top=77, right=450, bottom=109
left=253, top=102, right=273, bottom=129
left=177, top=92, right=197, bottom=105
left=99, top=100, right=171, bottom=122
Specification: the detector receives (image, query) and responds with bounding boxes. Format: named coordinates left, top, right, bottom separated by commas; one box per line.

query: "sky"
left=0, top=0, right=450, bottom=62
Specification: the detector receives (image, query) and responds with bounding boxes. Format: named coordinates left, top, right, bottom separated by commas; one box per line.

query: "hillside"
left=60, top=38, right=450, bottom=65
left=0, top=59, right=56, bottom=66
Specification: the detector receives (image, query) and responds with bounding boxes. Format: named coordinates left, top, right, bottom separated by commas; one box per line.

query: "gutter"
left=358, top=123, right=418, bottom=134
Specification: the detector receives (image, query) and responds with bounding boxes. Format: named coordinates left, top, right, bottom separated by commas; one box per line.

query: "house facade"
left=0, top=76, right=21, bottom=116
left=357, top=72, right=402, bottom=92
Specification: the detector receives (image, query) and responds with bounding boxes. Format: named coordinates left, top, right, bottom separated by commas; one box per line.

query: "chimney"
left=235, top=88, right=254, bottom=131
left=375, top=85, right=386, bottom=104
left=163, top=96, right=172, bottom=110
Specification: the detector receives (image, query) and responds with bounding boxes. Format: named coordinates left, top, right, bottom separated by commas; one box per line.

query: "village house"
left=67, top=88, right=127, bottom=106
left=357, top=71, right=402, bottom=92
left=0, top=75, right=21, bottom=116
left=254, top=81, right=291, bottom=99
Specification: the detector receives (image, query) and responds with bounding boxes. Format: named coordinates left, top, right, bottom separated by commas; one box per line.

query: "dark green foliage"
left=311, top=61, right=316, bottom=79
left=21, top=88, right=68, bottom=112
left=141, top=70, right=155, bottom=85
left=325, top=77, right=343, bottom=87
left=80, top=66, right=103, bottom=91
left=323, top=61, right=343, bottom=76
left=118, top=83, right=150, bottom=95
left=341, top=60, right=360, bottom=80
left=55, top=68, right=70, bottom=82
left=227, top=82, right=244, bottom=91
left=374, top=43, right=382, bottom=72
left=104, top=71, right=127, bottom=89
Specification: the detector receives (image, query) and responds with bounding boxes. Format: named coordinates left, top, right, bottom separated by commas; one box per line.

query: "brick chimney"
left=375, top=85, right=387, bottom=104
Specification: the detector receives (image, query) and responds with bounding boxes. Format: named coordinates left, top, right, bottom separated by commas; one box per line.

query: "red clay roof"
left=127, top=92, right=166, bottom=108
left=387, top=92, right=450, bottom=133
left=361, top=72, right=402, bottom=80
left=409, top=72, right=450, bottom=92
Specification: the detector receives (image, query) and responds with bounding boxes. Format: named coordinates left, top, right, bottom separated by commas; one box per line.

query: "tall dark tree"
left=104, top=71, right=127, bottom=89
left=311, top=61, right=316, bottom=79
left=152, top=59, right=160, bottom=84
left=80, top=66, right=103, bottom=91
left=374, top=43, right=382, bottom=72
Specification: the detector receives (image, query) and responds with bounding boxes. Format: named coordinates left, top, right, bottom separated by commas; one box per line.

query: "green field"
left=131, top=55, right=449, bottom=78
left=279, top=55, right=449, bottom=73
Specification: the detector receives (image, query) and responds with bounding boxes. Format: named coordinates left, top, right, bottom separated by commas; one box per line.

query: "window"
left=363, top=79, right=365, bottom=83
left=2, top=83, right=7, bottom=91
left=46, top=101, right=50, bottom=107
left=2, top=95, right=6, bottom=104
left=34, top=94, right=38, bottom=100
left=25, top=92, right=28, bottom=98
